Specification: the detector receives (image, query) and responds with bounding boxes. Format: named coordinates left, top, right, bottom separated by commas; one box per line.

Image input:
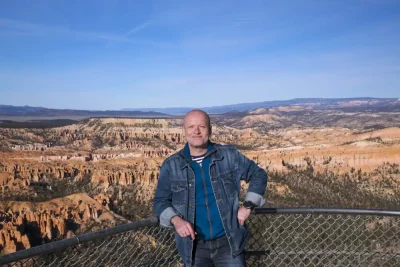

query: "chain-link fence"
left=1, top=208, right=400, bottom=266
left=247, top=208, right=400, bottom=266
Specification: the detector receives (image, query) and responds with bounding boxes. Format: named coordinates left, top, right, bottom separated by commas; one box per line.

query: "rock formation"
left=0, top=117, right=399, bottom=254
left=0, top=193, right=121, bottom=254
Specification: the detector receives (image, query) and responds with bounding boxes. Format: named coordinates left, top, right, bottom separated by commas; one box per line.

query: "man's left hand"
left=237, top=206, right=251, bottom=225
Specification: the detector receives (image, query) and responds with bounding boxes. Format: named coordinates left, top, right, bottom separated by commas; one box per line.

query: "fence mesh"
left=246, top=213, right=400, bottom=266
left=2, top=226, right=181, bottom=267
left=2, top=211, right=400, bottom=266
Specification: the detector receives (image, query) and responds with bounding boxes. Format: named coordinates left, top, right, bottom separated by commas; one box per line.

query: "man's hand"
left=237, top=207, right=252, bottom=225
left=171, top=216, right=196, bottom=239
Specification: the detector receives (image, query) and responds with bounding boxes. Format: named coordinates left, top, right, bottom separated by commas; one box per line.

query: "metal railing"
left=1, top=208, right=400, bottom=266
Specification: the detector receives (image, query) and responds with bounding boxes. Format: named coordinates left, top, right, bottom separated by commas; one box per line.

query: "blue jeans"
left=185, top=235, right=246, bottom=267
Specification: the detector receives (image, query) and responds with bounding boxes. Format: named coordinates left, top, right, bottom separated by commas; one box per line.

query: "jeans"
left=185, top=235, right=246, bottom=267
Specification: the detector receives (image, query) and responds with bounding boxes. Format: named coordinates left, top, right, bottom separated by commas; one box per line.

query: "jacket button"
left=189, top=183, right=192, bottom=186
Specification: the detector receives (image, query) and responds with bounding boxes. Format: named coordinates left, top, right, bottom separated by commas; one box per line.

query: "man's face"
left=183, top=111, right=211, bottom=149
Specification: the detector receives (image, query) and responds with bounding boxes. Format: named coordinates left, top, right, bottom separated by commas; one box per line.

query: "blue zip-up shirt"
left=184, top=143, right=225, bottom=240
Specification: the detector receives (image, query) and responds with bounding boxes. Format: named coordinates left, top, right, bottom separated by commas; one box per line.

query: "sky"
left=0, top=0, right=399, bottom=110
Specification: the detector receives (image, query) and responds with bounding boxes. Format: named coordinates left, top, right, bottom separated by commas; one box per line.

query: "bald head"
left=183, top=109, right=212, bottom=151
left=183, top=109, right=211, bottom=130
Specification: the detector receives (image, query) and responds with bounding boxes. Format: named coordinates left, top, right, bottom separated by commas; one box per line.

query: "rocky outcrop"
left=11, top=143, right=49, bottom=151
left=1, top=118, right=251, bottom=150
left=0, top=156, right=162, bottom=190
left=0, top=162, right=91, bottom=185
left=0, top=219, right=31, bottom=254
left=0, top=193, right=120, bottom=254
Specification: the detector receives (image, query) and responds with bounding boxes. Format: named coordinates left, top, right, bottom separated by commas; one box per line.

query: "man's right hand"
left=171, top=216, right=196, bottom=239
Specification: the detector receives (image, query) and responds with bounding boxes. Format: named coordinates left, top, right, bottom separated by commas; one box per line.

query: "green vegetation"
left=91, top=135, right=105, bottom=149
left=0, top=119, right=77, bottom=129
left=109, top=185, right=153, bottom=221
left=0, top=140, right=11, bottom=152
left=365, top=136, right=383, bottom=143
left=342, top=140, right=355, bottom=145
left=0, top=174, right=99, bottom=202
left=267, top=162, right=400, bottom=210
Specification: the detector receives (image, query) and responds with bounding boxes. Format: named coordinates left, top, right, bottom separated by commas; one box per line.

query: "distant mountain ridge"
left=1, top=98, right=399, bottom=119
left=122, top=97, right=400, bottom=114
left=0, top=105, right=168, bottom=117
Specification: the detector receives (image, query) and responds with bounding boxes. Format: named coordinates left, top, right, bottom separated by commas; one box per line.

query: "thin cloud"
left=0, top=17, right=169, bottom=46
left=125, top=21, right=151, bottom=36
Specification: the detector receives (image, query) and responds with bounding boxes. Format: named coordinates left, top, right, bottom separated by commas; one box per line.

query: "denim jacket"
left=153, top=143, right=268, bottom=265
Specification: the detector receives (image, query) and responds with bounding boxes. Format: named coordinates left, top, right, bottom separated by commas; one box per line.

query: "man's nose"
left=194, top=126, right=200, bottom=133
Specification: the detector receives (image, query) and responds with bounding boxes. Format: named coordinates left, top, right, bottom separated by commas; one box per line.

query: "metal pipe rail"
left=254, top=207, right=400, bottom=216
left=0, top=216, right=159, bottom=265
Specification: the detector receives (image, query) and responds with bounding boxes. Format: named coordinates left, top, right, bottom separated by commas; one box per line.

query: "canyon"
left=0, top=105, right=400, bottom=254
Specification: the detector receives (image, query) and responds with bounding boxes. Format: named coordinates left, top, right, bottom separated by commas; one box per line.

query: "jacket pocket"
left=171, top=181, right=187, bottom=206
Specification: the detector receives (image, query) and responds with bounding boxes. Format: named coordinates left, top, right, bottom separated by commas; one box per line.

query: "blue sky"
left=0, top=0, right=399, bottom=110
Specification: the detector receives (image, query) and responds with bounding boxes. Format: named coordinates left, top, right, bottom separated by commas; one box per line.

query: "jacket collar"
left=178, top=142, right=223, bottom=169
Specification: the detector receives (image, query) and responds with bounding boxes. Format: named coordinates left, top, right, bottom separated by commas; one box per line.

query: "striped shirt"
left=191, top=153, right=206, bottom=166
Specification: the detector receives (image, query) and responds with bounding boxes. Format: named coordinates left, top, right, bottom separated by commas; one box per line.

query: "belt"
left=195, top=235, right=227, bottom=244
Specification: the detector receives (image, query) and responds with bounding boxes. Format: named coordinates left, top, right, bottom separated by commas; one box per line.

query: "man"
left=153, top=110, right=268, bottom=266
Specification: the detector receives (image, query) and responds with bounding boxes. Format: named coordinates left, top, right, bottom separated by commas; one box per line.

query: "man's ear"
left=209, top=125, right=212, bottom=136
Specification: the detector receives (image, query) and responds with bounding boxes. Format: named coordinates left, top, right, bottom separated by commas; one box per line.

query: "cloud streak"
left=0, top=17, right=170, bottom=46
left=125, top=21, right=151, bottom=36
